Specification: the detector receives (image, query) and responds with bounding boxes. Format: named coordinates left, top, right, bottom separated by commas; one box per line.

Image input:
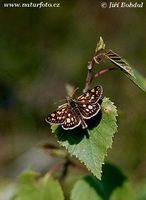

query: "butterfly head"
left=65, top=87, right=79, bottom=103
left=66, top=96, right=73, bottom=103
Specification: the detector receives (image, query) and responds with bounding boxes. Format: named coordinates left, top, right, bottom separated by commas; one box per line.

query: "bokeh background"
left=0, top=0, right=146, bottom=195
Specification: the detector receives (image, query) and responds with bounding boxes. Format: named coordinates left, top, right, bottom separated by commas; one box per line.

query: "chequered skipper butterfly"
left=46, top=85, right=103, bottom=130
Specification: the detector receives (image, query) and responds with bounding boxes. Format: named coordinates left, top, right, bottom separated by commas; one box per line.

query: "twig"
left=48, top=162, right=65, bottom=175
left=94, top=67, right=117, bottom=79
left=83, top=47, right=119, bottom=93
left=83, top=69, right=93, bottom=93
left=48, top=159, right=88, bottom=179
left=83, top=52, right=105, bottom=93
left=60, top=160, right=70, bottom=181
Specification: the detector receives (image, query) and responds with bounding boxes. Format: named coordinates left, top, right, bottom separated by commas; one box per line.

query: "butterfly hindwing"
left=62, top=108, right=81, bottom=130
left=77, top=102, right=100, bottom=119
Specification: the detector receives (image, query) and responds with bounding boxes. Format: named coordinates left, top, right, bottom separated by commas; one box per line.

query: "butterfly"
left=45, top=85, right=103, bottom=130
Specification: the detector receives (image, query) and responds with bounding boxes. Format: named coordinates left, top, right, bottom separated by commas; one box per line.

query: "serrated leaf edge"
left=58, top=98, right=118, bottom=179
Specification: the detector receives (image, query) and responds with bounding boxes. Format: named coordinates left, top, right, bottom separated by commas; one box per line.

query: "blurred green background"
left=0, top=0, right=146, bottom=189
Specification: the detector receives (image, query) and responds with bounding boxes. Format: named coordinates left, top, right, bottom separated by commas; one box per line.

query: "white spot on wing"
left=86, top=93, right=89, bottom=97
left=88, top=105, right=93, bottom=109
left=66, top=118, right=70, bottom=123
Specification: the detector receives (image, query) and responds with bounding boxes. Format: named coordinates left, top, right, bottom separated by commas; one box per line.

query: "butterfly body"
left=46, top=85, right=103, bottom=130
left=66, top=98, right=88, bottom=129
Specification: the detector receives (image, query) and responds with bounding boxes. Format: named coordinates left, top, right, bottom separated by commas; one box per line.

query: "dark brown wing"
left=77, top=102, right=101, bottom=119
left=77, top=85, right=103, bottom=104
left=61, top=108, right=81, bottom=130
left=45, top=104, right=68, bottom=124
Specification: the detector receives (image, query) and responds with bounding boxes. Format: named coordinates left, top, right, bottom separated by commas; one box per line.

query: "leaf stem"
left=94, top=67, right=117, bottom=79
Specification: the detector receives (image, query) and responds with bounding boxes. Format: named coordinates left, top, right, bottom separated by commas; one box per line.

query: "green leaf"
left=53, top=97, right=118, bottom=179
left=95, top=37, right=106, bottom=53
left=105, top=50, right=134, bottom=76
left=71, top=164, right=134, bottom=200
left=51, top=124, right=59, bottom=133
left=105, top=50, right=146, bottom=92
left=135, top=180, right=146, bottom=200
left=13, top=170, right=40, bottom=200
left=39, top=174, right=64, bottom=200
left=18, top=170, right=39, bottom=185
left=71, top=176, right=102, bottom=200
left=99, top=163, right=126, bottom=199
left=125, top=68, right=146, bottom=92
left=110, top=182, right=136, bottom=200
left=13, top=170, right=64, bottom=200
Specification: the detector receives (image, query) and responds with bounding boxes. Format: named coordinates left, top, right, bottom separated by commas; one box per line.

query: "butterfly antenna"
left=71, top=87, right=79, bottom=97
left=54, top=99, right=66, bottom=106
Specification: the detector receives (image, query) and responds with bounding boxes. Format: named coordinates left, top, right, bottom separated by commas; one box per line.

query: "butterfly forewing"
left=77, top=85, right=103, bottom=104
left=46, top=104, right=68, bottom=124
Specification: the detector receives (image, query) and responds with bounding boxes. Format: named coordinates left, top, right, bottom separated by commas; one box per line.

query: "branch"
left=83, top=52, right=105, bottom=93
left=94, top=67, right=117, bottom=79
left=48, top=162, right=65, bottom=175
left=48, top=159, right=88, bottom=179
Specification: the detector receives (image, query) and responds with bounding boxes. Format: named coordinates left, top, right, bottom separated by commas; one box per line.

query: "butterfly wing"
left=77, top=85, right=103, bottom=104
left=46, top=104, right=81, bottom=130
left=77, top=102, right=101, bottom=119
left=45, top=104, right=68, bottom=124
left=76, top=85, right=102, bottom=119
left=61, top=108, right=81, bottom=130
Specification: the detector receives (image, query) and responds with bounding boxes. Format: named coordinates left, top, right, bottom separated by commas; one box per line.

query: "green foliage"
left=110, top=182, right=136, bottom=200
left=52, top=97, right=118, bottom=179
left=105, top=49, right=146, bottom=92
left=71, top=163, right=135, bottom=200
left=13, top=170, right=64, bottom=200
left=12, top=164, right=137, bottom=200
left=136, top=181, right=146, bottom=200
left=71, top=177, right=102, bottom=200
left=95, top=37, right=105, bottom=52
left=125, top=68, right=146, bottom=92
